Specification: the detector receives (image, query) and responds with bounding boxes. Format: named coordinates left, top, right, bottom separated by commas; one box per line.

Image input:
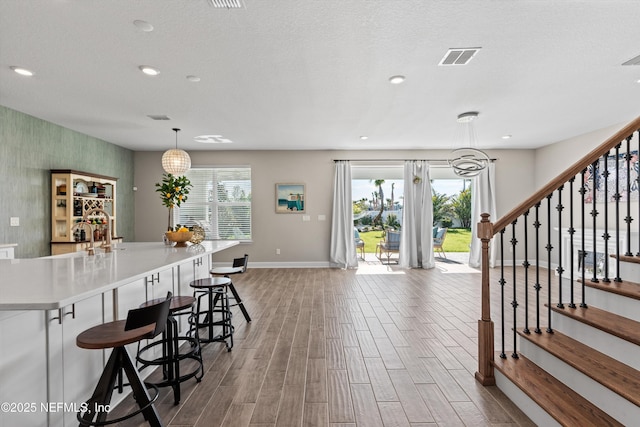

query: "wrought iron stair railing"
left=475, top=116, right=640, bottom=386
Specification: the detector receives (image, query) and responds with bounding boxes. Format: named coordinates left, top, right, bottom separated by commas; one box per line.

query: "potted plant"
left=155, top=173, right=193, bottom=245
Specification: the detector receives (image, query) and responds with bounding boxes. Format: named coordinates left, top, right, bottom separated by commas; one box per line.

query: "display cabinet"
left=50, top=170, right=121, bottom=255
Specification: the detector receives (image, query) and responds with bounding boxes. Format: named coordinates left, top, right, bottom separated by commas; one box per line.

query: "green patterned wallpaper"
left=0, top=105, right=134, bottom=258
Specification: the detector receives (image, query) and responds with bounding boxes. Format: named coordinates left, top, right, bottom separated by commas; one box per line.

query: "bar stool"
left=210, top=254, right=251, bottom=323
left=136, top=295, right=203, bottom=405
left=190, top=277, right=234, bottom=350
left=76, top=293, right=172, bottom=427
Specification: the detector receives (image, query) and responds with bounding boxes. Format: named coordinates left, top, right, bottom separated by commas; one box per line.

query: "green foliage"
left=442, top=228, right=472, bottom=252
left=353, top=199, right=366, bottom=216
left=372, top=179, right=385, bottom=226
left=385, top=213, right=400, bottom=230
left=155, top=173, right=193, bottom=231
left=432, top=191, right=452, bottom=226
left=451, top=188, right=472, bottom=228
left=360, top=215, right=372, bottom=226
left=357, top=230, right=386, bottom=253
left=155, top=174, right=192, bottom=208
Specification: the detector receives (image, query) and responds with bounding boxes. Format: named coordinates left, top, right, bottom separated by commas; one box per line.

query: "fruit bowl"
left=165, top=231, right=193, bottom=247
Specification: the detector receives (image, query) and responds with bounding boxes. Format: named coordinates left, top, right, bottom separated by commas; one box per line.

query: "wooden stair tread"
left=549, top=305, right=640, bottom=346
left=579, top=278, right=640, bottom=301
left=517, top=330, right=640, bottom=406
left=611, top=253, right=640, bottom=265
left=493, top=354, right=623, bottom=427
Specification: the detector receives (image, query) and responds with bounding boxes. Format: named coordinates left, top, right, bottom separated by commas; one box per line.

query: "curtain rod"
left=332, top=158, right=497, bottom=162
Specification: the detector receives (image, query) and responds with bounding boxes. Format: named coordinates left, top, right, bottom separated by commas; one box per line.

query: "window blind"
left=178, top=167, right=252, bottom=241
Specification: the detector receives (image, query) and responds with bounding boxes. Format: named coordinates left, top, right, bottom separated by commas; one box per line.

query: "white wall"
left=523, top=121, right=639, bottom=267
left=534, top=122, right=627, bottom=189
left=134, top=149, right=536, bottom=265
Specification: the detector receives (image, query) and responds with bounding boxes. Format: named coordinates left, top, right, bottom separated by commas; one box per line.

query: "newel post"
left=475, top=213, right=496, bottom=385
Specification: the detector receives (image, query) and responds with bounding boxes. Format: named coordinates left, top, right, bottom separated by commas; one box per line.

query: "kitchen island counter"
left=0, top=241, right=237, bottom=310
left=0, top=240, right=238, bottom=427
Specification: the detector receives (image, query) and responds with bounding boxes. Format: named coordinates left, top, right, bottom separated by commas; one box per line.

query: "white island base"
left=0, top=241, right=238, bottom=427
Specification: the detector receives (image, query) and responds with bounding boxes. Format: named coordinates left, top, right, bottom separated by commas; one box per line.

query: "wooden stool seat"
left=140, top=295, right=196, bottom=312
left=77, top=321, right=155, bottom=350
left=190, top=277, right=231, bottom=289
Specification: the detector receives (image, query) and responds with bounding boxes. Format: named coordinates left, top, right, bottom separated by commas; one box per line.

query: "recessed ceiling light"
left=359, top=136, right=369, bottom=140
left=139, top=66, right=160, bottom=76
left=388, top=75, right=405, bottom=84
left=502, top=135, right=512, bottom=139
left=186, top=75, right=201, bottom=82
left=194, top=135, right=233, bottom=144
left=10, top=66, right=34, bottom=76
left=133, top=20, right=154, bottom=32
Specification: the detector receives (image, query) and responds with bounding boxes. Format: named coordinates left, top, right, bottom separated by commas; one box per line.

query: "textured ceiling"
left=1, top=0, right=640, bottom=152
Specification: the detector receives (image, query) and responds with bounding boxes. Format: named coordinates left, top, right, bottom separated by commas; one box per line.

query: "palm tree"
left=451, top=188, right=472, bottom=228
left=372, top=179, right=385, bottom=226
left=390, top=182, right=395, bottom=210
left=432, top=190, right=452, bottom=226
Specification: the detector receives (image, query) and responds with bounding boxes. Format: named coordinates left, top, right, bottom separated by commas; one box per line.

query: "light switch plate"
left=10, top=217, right=19, bottom=227
left=302, top=215, right=311, bottom=222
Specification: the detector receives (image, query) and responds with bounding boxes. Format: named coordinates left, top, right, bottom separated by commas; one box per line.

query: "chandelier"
left=162, top=128, right=191, bottom=175
left=448, top=112, right=489, bottom=177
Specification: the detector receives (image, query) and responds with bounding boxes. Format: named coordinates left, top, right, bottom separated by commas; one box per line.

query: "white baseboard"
left=210, top=261, right=332, bottom=269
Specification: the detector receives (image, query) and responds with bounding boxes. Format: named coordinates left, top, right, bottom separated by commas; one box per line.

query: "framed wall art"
left=275, top=183, right=305, bottom=213
left=583, top=150, right=639, bottom=203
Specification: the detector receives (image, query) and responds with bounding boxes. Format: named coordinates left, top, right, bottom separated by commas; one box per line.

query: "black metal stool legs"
left=78, top=346, right=162, bottom=427
left=226, top=276, right=251, bottom=323
left=135, top=296, right=203, bottom=406
left=191, top=286, right=234, bottom=350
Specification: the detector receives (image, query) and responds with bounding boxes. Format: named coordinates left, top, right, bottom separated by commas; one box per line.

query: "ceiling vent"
left=207, top=0, right=243, bottom=8
left=622, top=54, right=640, bottom=66
left=147, top=115, right=171, bottom=121
left=439, top=48, right=481, bottom=66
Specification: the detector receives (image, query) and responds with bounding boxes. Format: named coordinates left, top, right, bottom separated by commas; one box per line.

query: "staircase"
left=476, top=117, right=640, bottom=426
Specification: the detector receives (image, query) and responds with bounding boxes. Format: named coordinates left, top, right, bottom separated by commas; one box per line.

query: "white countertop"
left=0, top=243, right=18, bottom=248
left=0, top=241, right=238, bottom=310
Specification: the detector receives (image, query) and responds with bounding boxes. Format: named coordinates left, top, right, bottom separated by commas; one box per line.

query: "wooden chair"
left=376, top=230, right=401, bottom=264
left=433, top=227, right=448, bottom=258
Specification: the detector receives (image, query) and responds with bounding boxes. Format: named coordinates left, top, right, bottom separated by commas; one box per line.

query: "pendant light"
left=162, top=128, right=191, bottom=175
left=448, top=112, right=489, bottom=177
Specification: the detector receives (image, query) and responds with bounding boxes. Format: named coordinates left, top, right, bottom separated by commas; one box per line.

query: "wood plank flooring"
left=111, top=260, right=536, bottom=426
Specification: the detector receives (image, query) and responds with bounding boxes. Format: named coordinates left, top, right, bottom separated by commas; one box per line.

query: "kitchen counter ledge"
left=0, top=241, right=238, bottom=310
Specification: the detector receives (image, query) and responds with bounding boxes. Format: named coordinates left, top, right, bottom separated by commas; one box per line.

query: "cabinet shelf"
left=51, top=170, right=119, bottom=255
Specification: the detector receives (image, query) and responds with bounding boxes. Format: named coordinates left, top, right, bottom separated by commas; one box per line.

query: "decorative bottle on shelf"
left=74, top=200, right=82, bottom=216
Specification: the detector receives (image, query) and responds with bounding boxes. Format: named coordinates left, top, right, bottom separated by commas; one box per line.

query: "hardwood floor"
left=113, top=260, right=536, bottom=426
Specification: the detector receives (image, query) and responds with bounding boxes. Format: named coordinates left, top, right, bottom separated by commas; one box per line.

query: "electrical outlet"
left=276, top=248, right=281, bottom=255
left=10, top=217, right=19, bottom=227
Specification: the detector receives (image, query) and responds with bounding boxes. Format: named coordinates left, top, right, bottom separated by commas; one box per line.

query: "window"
left=178, top=167, right=251, bottom=241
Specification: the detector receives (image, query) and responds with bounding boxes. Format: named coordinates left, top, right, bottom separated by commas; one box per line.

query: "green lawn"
left=358, top=228, right=471, bottom=253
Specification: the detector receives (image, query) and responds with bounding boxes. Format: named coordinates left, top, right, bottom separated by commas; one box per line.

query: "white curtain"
left=469, top=162, right=497, bottom=268
left=330, top=161, right=358, bottom=269
left=399, top=160, right=434, bottom=269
